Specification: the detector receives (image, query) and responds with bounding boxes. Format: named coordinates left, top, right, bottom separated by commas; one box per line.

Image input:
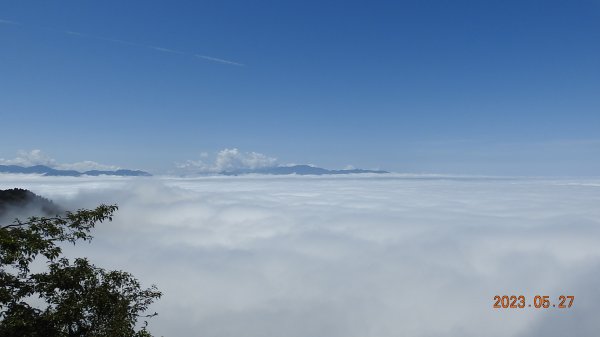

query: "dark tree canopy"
left=0, top=202, right=161, bottom=337
left=0, top=188, right=61, bottom=219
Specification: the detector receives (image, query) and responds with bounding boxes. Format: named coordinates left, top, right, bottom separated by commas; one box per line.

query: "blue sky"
left=1, top=0, right=599, bottom=175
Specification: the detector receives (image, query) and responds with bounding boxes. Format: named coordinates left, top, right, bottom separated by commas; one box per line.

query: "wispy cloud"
left=0, top=18, right=19, bottom=25
left=64, top=30, right=85, bottom=37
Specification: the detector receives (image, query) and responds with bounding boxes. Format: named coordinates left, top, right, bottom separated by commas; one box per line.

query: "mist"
left=1, top=174, right=599, bottom=337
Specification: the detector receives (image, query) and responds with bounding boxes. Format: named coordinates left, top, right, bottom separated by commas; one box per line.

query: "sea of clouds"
left=1, top=174, right=599, bottom=337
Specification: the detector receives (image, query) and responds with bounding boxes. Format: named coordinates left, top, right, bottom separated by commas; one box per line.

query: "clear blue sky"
left=1, top=0, right=599, bottom=175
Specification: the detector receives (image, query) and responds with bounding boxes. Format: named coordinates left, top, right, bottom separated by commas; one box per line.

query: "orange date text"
left=493, top=295, right=574, bottom=309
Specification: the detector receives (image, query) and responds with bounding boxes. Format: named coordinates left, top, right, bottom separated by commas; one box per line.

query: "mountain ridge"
left=221, top=164, right=389, bottom=176
left=0, top=165, right=152, bottom=177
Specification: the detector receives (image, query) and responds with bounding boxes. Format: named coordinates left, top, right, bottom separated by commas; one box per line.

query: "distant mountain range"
left=0, top=164, right=387, bottom=177
left=221, top=165, right=389, bottom=176
left=0, top=165, right=152, bottom=177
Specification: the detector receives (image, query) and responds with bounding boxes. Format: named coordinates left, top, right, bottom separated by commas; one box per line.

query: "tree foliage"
left=0, top=204, right=161, bottom=336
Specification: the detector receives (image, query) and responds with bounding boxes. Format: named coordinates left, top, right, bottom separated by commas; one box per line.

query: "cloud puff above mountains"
left=0, top=149, right=119, bottom=171
left=177, top=148, right=278, bottom=173
left=1, top=175, right=599, bottom=337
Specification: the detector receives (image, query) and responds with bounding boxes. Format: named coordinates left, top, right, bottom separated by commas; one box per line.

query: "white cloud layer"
left=177, top=148, right=277, bottom=173
left=0, top=149, right=119, bottom=171
left=1, top=174, right=599, bottom=337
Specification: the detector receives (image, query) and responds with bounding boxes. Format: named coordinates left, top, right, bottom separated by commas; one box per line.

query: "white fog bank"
left=1, top=174, right=599, bottom=337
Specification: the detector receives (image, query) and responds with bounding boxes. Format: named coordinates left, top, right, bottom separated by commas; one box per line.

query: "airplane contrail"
left=195, top=54, right=245, bottom=66
left=0, top=18, right=245, bottom=66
